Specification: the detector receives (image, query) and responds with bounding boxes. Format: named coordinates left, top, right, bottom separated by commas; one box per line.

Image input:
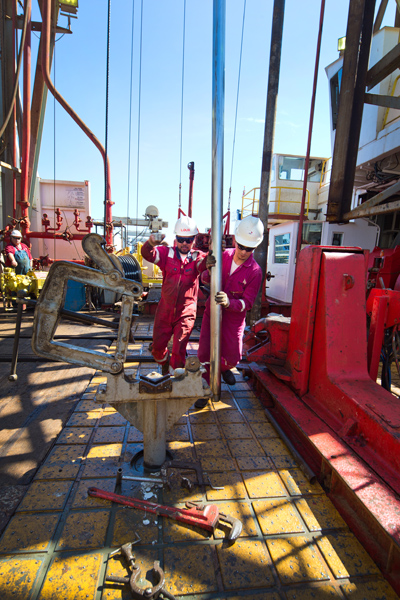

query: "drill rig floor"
left=0, top=313, right=398, bottom=600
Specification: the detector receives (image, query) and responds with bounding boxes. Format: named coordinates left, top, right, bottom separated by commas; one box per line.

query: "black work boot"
left=194, top=398, right=209, bottom=409
left=222, top=370, right=236, bottom=385
left=161, top=361, right=170, bottom=376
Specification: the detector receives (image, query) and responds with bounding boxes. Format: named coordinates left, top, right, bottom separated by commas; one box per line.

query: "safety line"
left=228, top=0, right=247, bottom=212
left=103, top=0, right=111, bottom=236
left=126, top=0, right=135, bottom=246
left=54, top=43, right=57, bottom=260
left=178, top=0, right=187, bottom=210
left=136, top=0, right=144, bottom=241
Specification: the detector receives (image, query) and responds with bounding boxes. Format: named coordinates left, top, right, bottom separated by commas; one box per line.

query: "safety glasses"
left=176, top=235, right=195, bottom=244
left=236, top=242, right=253, bottom=252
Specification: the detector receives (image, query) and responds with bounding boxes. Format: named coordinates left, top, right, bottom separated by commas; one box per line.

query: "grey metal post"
left=210, top=0, right=225, bottom=401
left=250, top=0, right=285, bottom=324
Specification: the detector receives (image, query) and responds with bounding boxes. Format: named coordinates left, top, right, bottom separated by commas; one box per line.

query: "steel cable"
left=0, top=3, right=29, bottom=140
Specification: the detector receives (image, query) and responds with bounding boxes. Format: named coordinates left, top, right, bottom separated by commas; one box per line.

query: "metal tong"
left=107, top=540, right=176, bottom=599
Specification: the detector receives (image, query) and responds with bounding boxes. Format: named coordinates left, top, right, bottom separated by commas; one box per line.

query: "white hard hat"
left=235, top=216, right=264, bottom=248
left=10, top=230, right=22, bottom=238
left=174, top=216, right=198, bottom=237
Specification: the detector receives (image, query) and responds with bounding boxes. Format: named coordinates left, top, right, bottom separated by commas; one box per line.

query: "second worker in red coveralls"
left=141, top=216, right=208, bottom=374
left=195, top=216, right=264, bottom=408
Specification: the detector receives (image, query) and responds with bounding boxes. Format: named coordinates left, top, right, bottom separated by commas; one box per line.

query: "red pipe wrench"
left=88, top=487, right=242, bottom=541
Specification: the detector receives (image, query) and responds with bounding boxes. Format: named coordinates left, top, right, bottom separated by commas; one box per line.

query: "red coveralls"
left=197, top=248, right=262, bottom=383
left=141, top=241, right=207, bottom=370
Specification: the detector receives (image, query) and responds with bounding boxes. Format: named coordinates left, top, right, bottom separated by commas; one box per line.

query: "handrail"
left=320, top=158, right=331, bottom=187
left=241, top=186, right=310, bottom=218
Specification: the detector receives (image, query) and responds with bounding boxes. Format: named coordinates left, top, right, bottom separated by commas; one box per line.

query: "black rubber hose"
left=117, top=254, right=142, bottom=284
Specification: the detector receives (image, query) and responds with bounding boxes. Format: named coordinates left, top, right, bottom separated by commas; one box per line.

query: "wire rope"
left=126, top=0, right=135, bottom=246
left=53, top=42, right=56, bottom=260
left=178, top=0, right=187, bottom=211
left=0, top=3, right=29, bottom=140
left=227, top=0, right=247, bottom=213
left=135, top=0, right=144, bottom=241
left=103, top=0, right=111, bottom=236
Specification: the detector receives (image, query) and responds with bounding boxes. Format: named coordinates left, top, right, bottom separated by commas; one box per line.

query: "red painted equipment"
left=367, top=245, right=400, bottom=292
left=366, top=287, right=400, bottom=382
left=248, top=245, right=400, bottom=594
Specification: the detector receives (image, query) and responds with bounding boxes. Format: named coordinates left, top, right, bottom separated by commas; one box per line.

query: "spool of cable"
left=117, top=254, right=142, bottom=285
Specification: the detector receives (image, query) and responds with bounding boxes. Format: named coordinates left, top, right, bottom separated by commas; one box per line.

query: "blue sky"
left=31, top=1, right=396, bottom=242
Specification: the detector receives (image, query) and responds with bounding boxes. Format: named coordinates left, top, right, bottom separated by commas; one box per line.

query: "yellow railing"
left=241, top=186, right=310, bottom=219
left=241, top=188, right=259, bottom=218
left=320, top=158, right=331, bottom=187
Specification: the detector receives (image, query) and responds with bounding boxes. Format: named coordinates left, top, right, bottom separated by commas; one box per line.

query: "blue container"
left=64, top=279, right=86, bottom=311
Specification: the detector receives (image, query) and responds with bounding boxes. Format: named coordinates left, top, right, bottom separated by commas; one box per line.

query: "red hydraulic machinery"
left=246, top=245, right=400, bottom=594
left=367, top=245, right=400, bottom=292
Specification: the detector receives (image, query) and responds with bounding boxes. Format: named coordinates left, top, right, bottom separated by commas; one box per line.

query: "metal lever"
left=32, top=233, right=143, bottom=373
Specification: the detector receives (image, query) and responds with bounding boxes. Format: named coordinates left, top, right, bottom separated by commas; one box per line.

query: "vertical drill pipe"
left=250, top=0, right=285, bottom=323
left=142, top=400, right=167, bottom=469
left=12, top=0, right=17, bottom=219
left=41, top=0, right=113, bottom=246
left=295, top=0, right=325, bottom=262
left=20, top=0, right=31, bottom=234
left=210, top=0, right=226, bottom=401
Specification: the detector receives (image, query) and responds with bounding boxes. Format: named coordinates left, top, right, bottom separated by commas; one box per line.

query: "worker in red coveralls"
left=5, top=230, right=32, bottom=275
left=141, top=216, right=208, bottom=375
left=195, top=216, right=264, bottom=408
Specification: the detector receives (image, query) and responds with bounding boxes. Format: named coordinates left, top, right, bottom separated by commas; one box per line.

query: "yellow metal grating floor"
left=0, top=345, right=398, bottom=599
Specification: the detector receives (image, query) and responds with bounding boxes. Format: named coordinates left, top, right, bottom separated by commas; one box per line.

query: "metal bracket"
left=138, top=373, right=173, bottom=394
left=32, top=233, right=143, bottom=374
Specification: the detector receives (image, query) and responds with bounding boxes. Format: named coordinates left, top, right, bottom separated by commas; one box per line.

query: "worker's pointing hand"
left=215, top=291, right=230, bottom=307
left=206, top=251, right=216, bottom=271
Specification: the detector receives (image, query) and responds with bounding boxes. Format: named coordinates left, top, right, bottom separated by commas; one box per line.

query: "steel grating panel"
left=341, top=579, right=399, bottom=599
left=252, top=499, right=305, bottom=535
left=55, top=510, right=110, bottom=551
left=279, top=468, right=324, bottom=496
left=191, top=423, right=222, bottom=440
left=199, top=455, right=237, bottom=471
left=316, top=532, right=381, bottom=578
left=111, top=507, right=159, bottom=547
left=0, top=513, right=60, bottom=553
left=242, top=470, right=288, bottom=498
left=0, top=556, right=44, bottom=598
left=56, top=427, right=92, bottom=445
left=295, top=497, right=348, bottom=531
left=267, top=537, right=330, bottom=584
left=16, top=480, right=74, bottom=512
left=216, top=539, right=275, bottom=589
left=39, top=554, right=103, bottom=599
left=164, top=545, right=218, bottom=595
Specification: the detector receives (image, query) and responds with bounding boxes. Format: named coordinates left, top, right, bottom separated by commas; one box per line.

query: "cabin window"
left=302, top=222, right=322, bottom=245
left=277, top=155, right=324, bottom=183
left=330, top=67, right=342, bottom=131
left=332, top=232, right=343, bottom=246
left=274, top=233, right=290, bottom=264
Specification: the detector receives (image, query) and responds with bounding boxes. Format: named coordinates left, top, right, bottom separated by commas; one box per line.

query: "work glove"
left=215, top=291, right=230, bottom=307
left=148, top=233, right=165, bottom=247
left=206, top=251, right=216, bottom=271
